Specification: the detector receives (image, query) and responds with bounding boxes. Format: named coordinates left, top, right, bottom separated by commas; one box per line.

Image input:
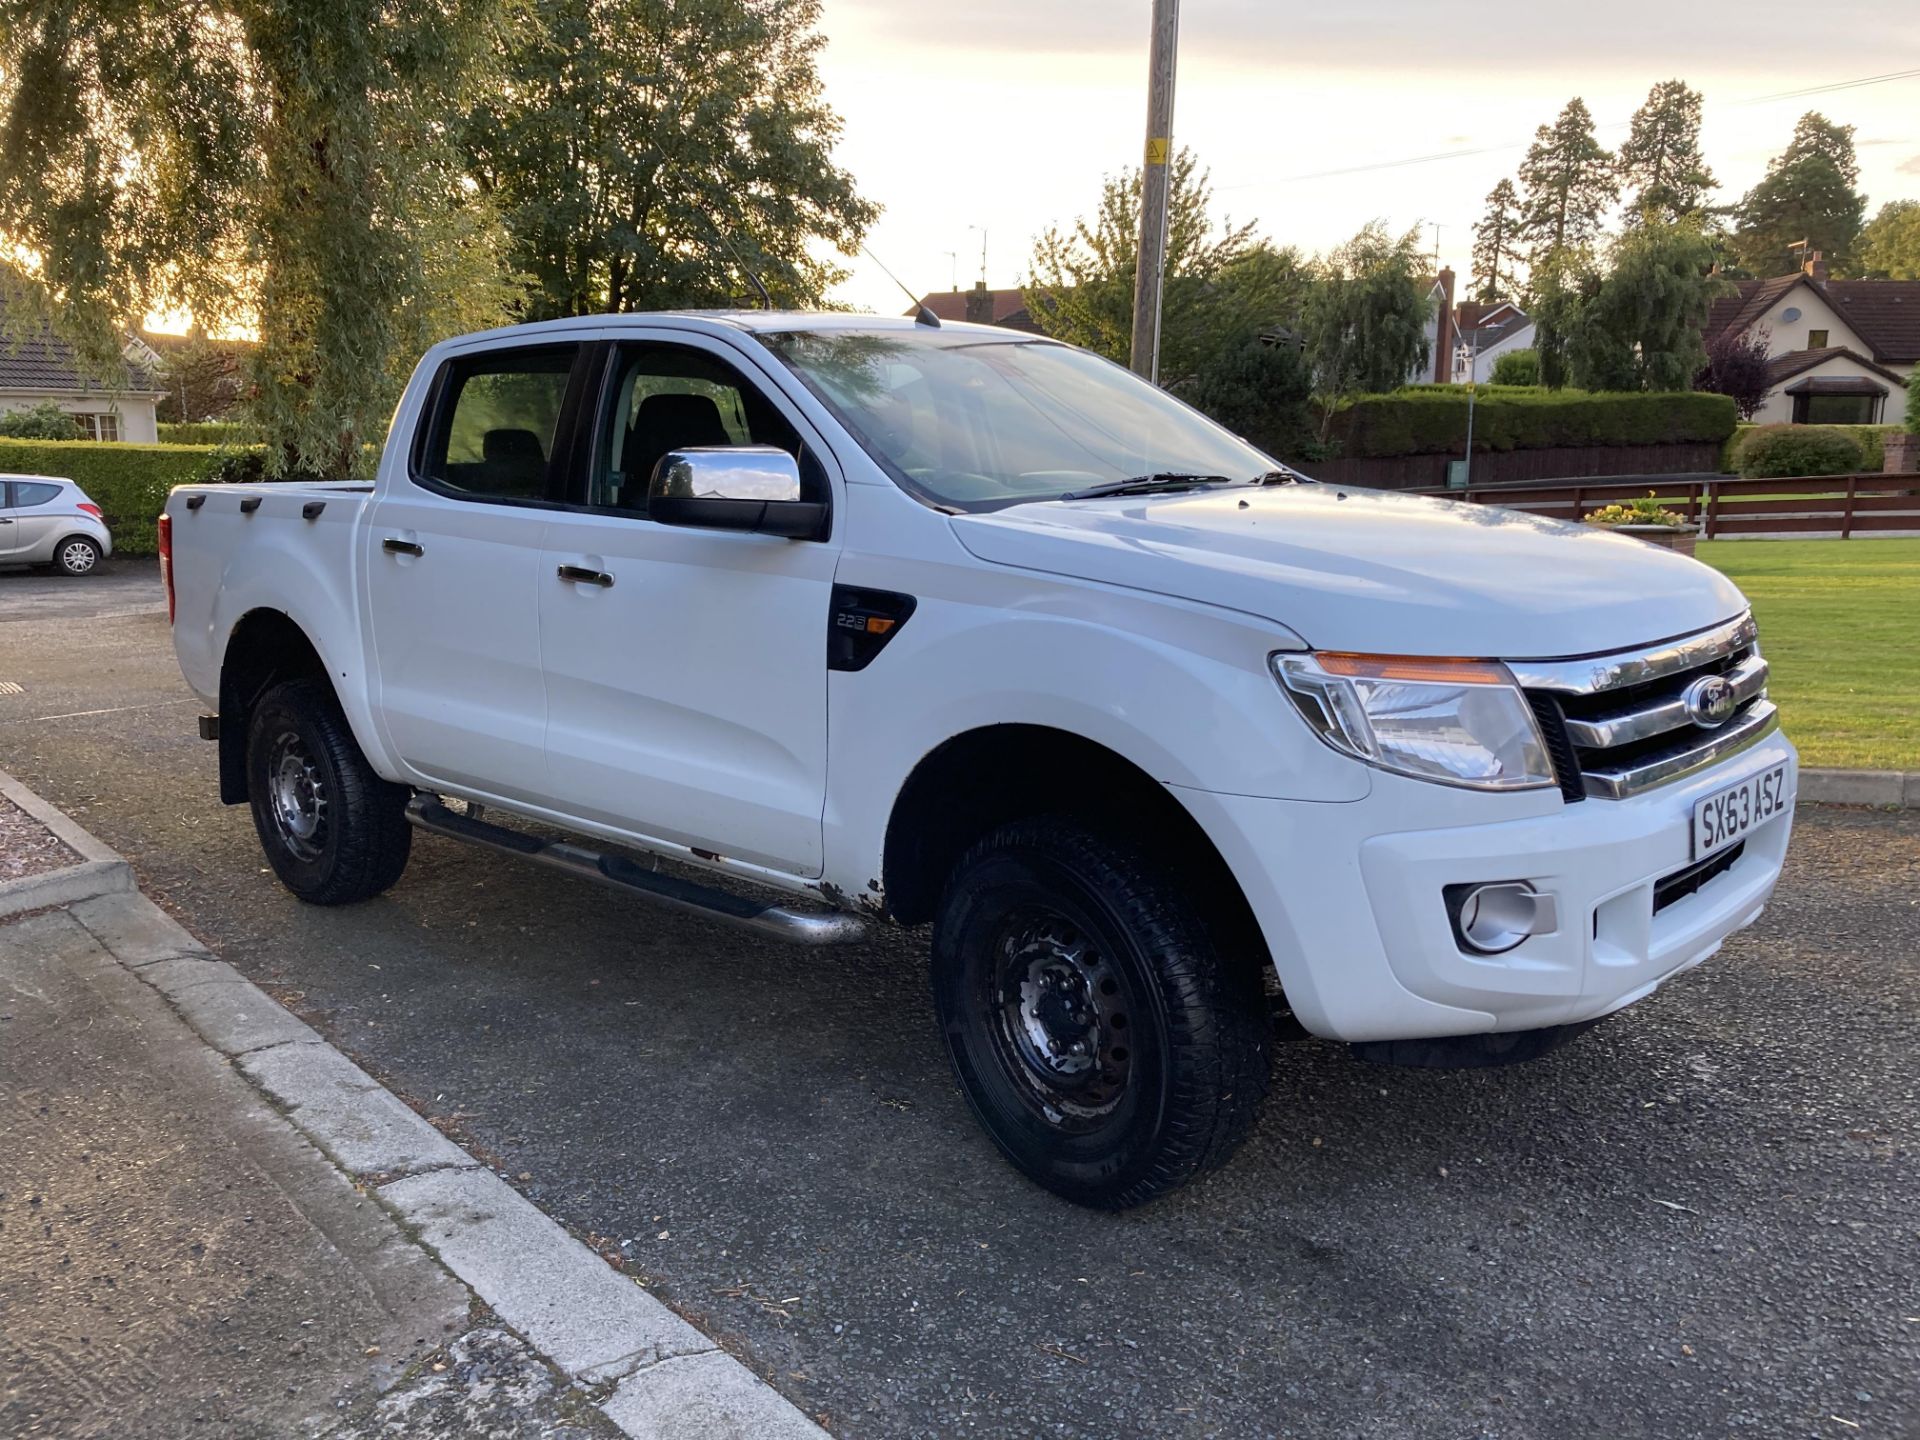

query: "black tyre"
left=246, top=678, right=412, bottom=905
left=53, top=535, right=102, bottom=576
left=931, top=816, right=1269, bottom=1209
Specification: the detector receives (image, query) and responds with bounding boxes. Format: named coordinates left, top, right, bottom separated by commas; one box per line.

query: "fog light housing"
left=1445, top=881, right=1558, bottom=955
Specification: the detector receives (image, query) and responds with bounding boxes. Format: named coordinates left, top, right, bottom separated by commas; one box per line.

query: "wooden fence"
left=1409, top=473, right=1920, bottom=539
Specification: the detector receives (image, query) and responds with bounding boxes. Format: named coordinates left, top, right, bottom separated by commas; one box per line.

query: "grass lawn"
left=1697, top=538, right=1920, bottom=771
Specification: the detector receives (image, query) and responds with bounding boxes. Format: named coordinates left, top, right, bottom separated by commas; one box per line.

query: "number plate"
left=1692, top=765, right=1788, bottom=859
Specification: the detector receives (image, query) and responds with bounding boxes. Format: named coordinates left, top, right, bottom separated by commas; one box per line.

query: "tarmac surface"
left=2, top=560, right=1916, bottom=1438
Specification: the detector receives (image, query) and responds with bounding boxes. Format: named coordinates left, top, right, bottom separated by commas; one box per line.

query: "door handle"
left=382, top=537, right=424, bottom=557
left=556, top=564, right=614, bottom=588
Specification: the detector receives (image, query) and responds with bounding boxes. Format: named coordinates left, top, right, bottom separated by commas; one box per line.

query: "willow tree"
left=1025, top=148, right=1306, bottom=387
left=0, top=0, right=515, bottom=474
left=467, top=0, right=876, bottom=317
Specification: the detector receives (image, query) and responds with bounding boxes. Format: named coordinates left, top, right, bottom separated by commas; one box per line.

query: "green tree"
left=1301, top=222, right=1431, bottom=435
left=1025, top=149, right=1307, bottom=385
left=0, top=0, right=512, bottom=475
left=1528, top=247, right=1599, bottom=391
left=1185, top=338, right=1314, bottom=458
left=1618, top=81, right=1716, bottom=222
left=1730, top=112, right=1867, bottom=276
left=1852, top=200, right=1920, bottom=280
left=1565, top=219, right=1725, bottom=391
left=467, top=0, right=875, bottom=317
left=1517, top=99, right=1618, bottom=263
left=1471, top=179, right=1527, bottom=301
left=0, top=400, right=83, bottom=439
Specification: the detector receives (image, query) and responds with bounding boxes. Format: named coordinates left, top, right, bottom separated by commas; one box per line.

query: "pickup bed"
left=164, top=311, right=1797, bottom=1207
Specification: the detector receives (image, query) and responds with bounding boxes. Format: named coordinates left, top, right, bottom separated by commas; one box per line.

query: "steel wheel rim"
left=267, top=729, right=328, bottom=861
left=62, top=540, right=96, bottom=572
left=988, top=907, right=1135, bottom=1132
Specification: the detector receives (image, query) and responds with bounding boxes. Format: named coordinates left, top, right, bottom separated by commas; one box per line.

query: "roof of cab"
left=432, top=310, right=1031, bottom=351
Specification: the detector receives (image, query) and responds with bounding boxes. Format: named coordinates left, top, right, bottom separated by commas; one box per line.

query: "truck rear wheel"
left=931, top=816, right=1269, bottom=1209
left=246, top=679, right=412, bottom=905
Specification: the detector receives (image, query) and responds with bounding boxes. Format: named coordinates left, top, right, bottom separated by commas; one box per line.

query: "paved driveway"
left=3, top=560, right=1916, bottom=1438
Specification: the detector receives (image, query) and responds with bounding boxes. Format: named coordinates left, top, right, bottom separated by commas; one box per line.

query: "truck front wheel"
left=931, top=816, right=1269, bottom=1208
left=246, top=679, right=412, bottom=905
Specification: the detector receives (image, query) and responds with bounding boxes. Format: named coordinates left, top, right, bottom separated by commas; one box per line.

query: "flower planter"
left=1596, top=523, right=1698, bottom=558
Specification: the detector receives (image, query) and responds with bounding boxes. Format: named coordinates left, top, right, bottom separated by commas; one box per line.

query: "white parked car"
left=1, top=475, right=112, bottom=574
left=161, top=313, right=1796, bottom=1207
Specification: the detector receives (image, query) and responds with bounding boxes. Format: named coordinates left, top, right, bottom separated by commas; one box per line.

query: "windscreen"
left=762, top=329, right=1279, bottom=512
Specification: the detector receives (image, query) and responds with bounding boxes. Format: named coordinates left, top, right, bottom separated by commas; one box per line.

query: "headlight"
left=1272, top=652, right=1555, bottom=791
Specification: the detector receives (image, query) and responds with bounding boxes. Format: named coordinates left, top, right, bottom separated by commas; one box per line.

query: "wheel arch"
left=216, top=608, right=334, bottom=805
left=881, top=724, right=1270, bottom=970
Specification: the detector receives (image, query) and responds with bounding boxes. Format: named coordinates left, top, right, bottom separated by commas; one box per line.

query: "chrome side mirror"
left=648, top=446, right=825, bottom=540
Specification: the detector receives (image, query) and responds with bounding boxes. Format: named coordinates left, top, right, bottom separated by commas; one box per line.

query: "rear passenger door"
left=536, top=333, right=840, bottom=875
left=0, top=481, right=18, bottom=559
left=363, top=342, right=587, bottom=805
left=6, top=480, right=69, bottom=559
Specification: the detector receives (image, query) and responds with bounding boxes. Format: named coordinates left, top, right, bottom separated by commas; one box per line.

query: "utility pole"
left=1129, top=0, right=1180, bottom=382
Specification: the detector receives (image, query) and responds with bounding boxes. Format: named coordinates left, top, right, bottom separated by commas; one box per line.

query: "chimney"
left=964, top=281, right=996, bottom=326
left=1433, top=267, right=1457, bottom=384
left=1803, top=250, right=1829, bottom=281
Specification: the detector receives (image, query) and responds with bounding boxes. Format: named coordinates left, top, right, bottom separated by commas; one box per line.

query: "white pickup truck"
left=163, top=312, right=1796, bottom=1207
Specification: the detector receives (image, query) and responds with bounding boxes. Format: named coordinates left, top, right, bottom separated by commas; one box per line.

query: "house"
left=1703, top=255, right=1917, bottom=425
left=1406, top=269, right=1458, bottom=386
left=0, top=317, right=166, bottom=441
left=1451, top=300, right=1536, bottom=384
left=909, top=284, right=1044, bottom=333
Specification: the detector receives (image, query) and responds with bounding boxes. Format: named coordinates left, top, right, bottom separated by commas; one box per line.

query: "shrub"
left=0, top=438, right=264, bottom=553
left=1908, top=375, right=1919, bottom=435
left=0, top=401, right=85, bottom=441
left=158, top=420, right=260, bottom=445
left=1735, top=425, right=1864, bottom=479
left=1306, top=388, right=1736, bottom=461
left=1725, top=424, right=1898, bottom=474
left=1488, top=349, right=1539, bottom=387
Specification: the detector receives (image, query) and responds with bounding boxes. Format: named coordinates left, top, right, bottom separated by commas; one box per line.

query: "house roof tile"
left=1764, top=345, right=1910, bottom=389
left=1707, top=275, right=1920, bottom=364
left=0, top=317, right=161, bottom=395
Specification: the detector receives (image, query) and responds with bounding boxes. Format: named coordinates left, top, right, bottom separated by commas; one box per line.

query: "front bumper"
left=1174, top=727, right=1797, bottom=1043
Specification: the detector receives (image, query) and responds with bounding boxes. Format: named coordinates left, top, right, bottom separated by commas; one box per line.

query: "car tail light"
left=77, top=501, right=103, bottom=518
left=158, top=512, right=175, bottom=624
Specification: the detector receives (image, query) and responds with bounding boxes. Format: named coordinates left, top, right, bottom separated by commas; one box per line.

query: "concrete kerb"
left=0, top=768, right=829, bottom=1440
left=0, top=767, right=133, bottom=916
left=1797, top=767, right=1920, bottom=809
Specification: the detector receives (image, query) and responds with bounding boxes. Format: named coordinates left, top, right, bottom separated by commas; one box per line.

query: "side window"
left=14, top=481, right=62, bottom=507
left=418, top=346, right=578, bottom=502
left=593, top=343, right=820, bottom=511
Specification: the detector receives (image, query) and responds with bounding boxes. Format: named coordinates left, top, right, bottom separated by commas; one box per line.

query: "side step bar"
left=405, top=796, right=868, bottom=946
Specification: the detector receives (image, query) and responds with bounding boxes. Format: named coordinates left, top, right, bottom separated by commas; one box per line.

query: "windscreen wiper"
left=1060, top=472, right=1236, bottom=500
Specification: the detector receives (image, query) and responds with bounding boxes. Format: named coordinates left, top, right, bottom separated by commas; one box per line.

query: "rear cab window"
left=413, top=346, right=581, bottom=503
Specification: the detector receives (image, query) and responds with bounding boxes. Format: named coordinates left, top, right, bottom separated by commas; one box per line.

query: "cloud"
left=1899, top=153, right=1920, bottom=176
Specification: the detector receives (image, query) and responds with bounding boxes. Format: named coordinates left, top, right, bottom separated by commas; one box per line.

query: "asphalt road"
left=3, top=560, right=1916, bottom=1439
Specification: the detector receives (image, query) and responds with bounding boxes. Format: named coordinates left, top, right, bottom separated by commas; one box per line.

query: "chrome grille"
left=1510, top=615, right=1778, bottom=800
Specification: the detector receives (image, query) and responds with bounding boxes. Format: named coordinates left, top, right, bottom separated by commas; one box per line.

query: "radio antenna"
left=863, top=245, right=940, bottom=327
left=706, top=218, right=773, bottom=309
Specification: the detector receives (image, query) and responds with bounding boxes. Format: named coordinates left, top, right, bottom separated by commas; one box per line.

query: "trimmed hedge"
left=1723, top=423, right=1899, bottom=475
left=158, top=420, right=259, bottom=445
left=1734, top=425, right=1866, bottom=479
left=0, top=438, right=251, bottom=554
left=1320, top=388, right=1737, bottom=460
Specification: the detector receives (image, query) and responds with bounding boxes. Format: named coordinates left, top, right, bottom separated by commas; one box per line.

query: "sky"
left=813, top=0, right=1920, bottom=313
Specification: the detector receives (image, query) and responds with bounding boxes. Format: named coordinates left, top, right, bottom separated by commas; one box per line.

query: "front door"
left=537, top=334, right=839, bottom=875
left=363, top=342, right=585, bottom=804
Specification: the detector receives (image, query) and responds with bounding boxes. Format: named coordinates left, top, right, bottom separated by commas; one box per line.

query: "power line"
left=1222, top=67, right=1920, bottom=189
